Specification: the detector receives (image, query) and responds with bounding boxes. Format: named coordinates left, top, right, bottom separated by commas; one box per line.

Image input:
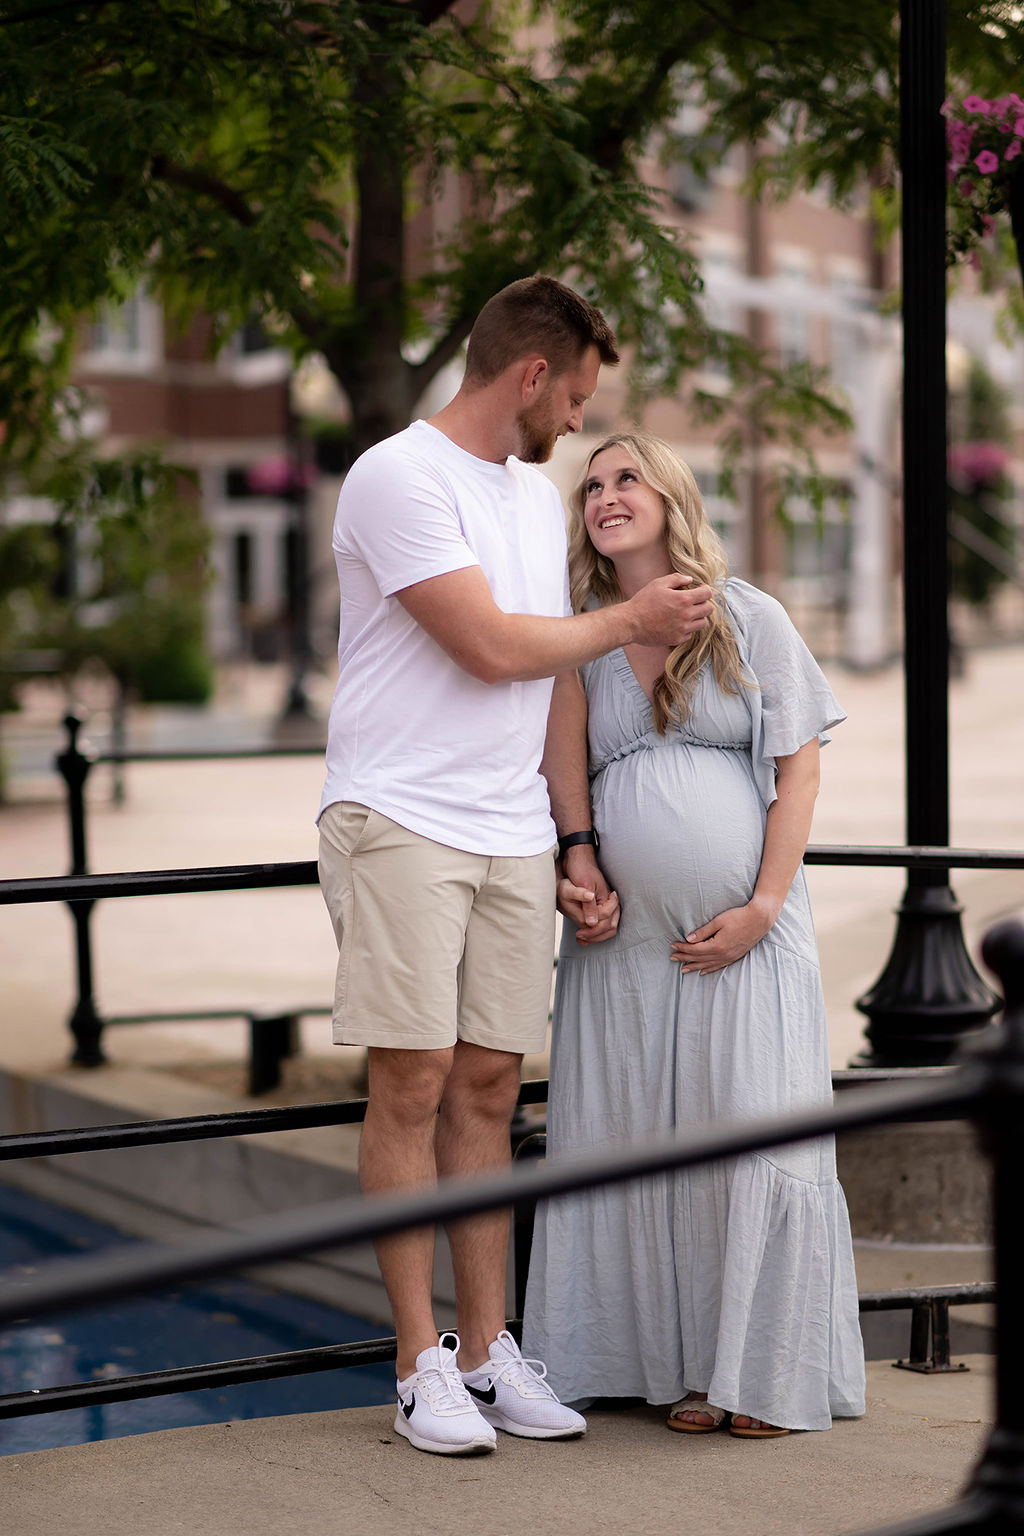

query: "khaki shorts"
left=318, top=802, right=556, bottom=1053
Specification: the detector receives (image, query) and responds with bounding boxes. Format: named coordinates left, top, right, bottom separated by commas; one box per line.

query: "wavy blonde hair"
left=568, top=432, right=751, bottom=734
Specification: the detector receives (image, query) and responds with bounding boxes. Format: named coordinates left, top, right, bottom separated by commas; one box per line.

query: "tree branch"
left=149, top=156, right=257, bottom=227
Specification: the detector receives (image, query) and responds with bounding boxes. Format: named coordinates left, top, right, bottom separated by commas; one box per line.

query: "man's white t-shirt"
left=317, top=420, right=571, bottom=856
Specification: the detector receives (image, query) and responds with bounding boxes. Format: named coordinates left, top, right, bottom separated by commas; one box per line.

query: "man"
left=318, top=275, right=713, bottom=1456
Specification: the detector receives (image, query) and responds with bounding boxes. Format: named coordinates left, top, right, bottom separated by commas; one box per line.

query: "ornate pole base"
left=852, top=882, right=1001, bottom=1067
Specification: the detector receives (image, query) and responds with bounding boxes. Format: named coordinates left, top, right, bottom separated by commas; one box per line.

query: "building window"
left=82, top=291, right=161, bottom=370
left=828, top=272, right=869, bottom=399
left=775, top=257, right=813, bottom=367
left=700, top=249, right=743, bottom=381
left=782, top=487, right=851, bottom=604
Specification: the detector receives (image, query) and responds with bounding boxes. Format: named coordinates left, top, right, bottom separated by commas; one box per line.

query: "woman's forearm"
left=751, top=738, right=821, bottom=919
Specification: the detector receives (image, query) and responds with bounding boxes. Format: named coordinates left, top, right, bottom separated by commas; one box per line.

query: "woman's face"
left=582, top=446, right=669, bottom=565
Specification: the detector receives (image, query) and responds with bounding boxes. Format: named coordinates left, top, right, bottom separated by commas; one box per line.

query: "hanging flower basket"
left=945, top=94, right=1024, bottom=286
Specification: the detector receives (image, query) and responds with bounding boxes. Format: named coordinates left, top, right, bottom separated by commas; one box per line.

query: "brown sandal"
left=667, top=1394, right=727, bottom=1433
left=730, top=1415, right=790, bottom=1439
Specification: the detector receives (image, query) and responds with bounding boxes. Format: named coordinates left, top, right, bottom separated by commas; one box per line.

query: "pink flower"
left=1006, top=140, right=1022, bottom=162
left=1015, top=117, right=1024, bottom=137
left=947, top=121, right=975, bottom=173
left=959, top=178, right=976, bottom=197
left=962, top=95, right=991, bottom=114
left=981, top=215, right=996, bottom=236
left=974, top=149, right=999, bottom=174
left=949, top=440, right=1009, bottom=488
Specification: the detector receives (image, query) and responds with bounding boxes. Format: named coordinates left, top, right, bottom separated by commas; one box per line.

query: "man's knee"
left=442, top=1044, right=522, bottom=1127
left=366, top=1046, right=454, bottom=1126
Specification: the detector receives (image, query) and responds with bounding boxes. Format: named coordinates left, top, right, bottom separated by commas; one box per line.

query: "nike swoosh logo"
left=401, top=1393, right=416, bottom=1419
left=465, top=1382, right=497, bottom=1406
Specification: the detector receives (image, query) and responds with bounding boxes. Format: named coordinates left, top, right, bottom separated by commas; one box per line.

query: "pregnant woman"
left=523, top=432, right=865, bottom=1436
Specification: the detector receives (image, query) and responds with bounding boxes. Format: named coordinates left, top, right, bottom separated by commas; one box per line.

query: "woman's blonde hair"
left=568, top=431, right=750, bottom=733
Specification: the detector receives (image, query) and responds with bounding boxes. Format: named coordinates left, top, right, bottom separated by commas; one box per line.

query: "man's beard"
left=515, top=398, right=558, bottom=464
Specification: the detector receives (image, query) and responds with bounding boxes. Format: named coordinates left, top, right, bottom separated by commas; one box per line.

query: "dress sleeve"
left=723, top=578, right=846, bottom=809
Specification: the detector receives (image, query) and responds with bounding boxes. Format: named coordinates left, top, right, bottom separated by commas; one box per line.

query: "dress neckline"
left=610, top=647, right=655, bottom=712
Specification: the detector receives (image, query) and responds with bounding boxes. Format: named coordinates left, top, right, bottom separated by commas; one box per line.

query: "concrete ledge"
left=838, top=1121, right=991, bottom=1244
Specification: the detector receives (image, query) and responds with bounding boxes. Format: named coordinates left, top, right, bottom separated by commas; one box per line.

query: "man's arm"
left=396, top=565, right=713, bottom=684
left=541, top=670, right=620, bottom=943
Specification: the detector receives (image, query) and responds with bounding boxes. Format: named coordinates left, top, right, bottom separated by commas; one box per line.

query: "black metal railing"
left=48, top=712, right=329, bottom=1086
left=37, top=712, right=1024, bottom=1081
left=0, top=915, right=1022, bottom=1536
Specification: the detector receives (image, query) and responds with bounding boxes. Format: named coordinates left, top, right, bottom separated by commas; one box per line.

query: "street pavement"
left=1, top=1360, right=999, bottom=1536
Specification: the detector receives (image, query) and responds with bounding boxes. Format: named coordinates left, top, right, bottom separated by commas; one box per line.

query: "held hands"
left=670, top=895, right=780, bottom=975
left=558, top=845, right=620, bottom=945
left=628, top=574, right=715, bottom=648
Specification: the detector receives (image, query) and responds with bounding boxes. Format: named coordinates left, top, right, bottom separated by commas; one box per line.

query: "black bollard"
left=56, top=715, right=107, bottom=1066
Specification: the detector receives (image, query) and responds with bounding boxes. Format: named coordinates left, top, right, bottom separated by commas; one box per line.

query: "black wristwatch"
left=557, top=829, right=600, bottom=859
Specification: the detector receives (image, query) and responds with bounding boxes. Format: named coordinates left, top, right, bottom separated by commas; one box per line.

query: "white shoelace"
left=489, top=1350, right=557, bottom=1399
left=416, top=1357, right=475, bottom=1415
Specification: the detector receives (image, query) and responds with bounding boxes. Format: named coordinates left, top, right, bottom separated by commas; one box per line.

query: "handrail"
left=0, top=1070, right=979, bottom=1329
left=2, top=845, right=1024, bottom=908
left=0, top=1080, right=554, bottom=1160
left=0, top=861, right=318, bottom=905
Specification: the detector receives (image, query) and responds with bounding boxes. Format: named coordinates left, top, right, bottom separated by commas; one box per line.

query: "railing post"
left=56, top=714, right=106, bottom=1066
left=965, top=919, right=1024, bottom=1522
left=511, top=1132, right=546, bottom=1328
left=248, top=1013, right=300, bottom=1096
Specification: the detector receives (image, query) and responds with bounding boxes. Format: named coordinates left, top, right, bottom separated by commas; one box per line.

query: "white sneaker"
left=461, top=1330, right=587, bottom=1440
left=394, top=1333, right=497, bottom=1456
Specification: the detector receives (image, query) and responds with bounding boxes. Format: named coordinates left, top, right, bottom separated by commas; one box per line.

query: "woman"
left=522, top=433, right=865, bottom=1437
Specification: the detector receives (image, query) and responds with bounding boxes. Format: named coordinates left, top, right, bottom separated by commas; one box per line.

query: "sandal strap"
left=668, top=1395, right=726, bottom=1427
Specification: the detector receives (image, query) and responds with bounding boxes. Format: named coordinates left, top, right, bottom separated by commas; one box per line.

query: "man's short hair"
left=464, top=275, right=620, bottom=384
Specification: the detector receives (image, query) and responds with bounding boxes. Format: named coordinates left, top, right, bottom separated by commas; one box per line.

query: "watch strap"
left=558, top=830, right=599, bottom=858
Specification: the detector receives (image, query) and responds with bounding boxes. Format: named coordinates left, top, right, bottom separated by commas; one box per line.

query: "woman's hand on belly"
left=669, top=894, right=780, bottom=974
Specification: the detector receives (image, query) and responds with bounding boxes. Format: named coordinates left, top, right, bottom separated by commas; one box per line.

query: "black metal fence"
left=4, top=722, right=1024, bottom=1528
left=16, top=713, right=1024, bottom=1083
left=0, top=918, right=1022, bottom=1536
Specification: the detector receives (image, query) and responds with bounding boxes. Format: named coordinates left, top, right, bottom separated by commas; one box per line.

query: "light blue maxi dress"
left=522, top=580, right=866, bottom=1431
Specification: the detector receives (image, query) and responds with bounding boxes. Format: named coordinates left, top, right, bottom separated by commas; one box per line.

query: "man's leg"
left=360, top=1044, right=454, bottom=1380
left=435, top=1040, right=522, bottom=1372
left=439, top=1038, right=587, bottom=1441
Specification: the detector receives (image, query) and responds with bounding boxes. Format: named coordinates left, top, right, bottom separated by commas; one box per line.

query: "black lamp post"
left=853, top=0, right=1000, bottom=1065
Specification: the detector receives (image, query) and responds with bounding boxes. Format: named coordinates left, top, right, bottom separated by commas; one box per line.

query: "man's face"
left=515, top=345, right=601, bottom=464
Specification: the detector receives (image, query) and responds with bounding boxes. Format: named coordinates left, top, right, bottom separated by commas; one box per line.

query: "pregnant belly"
left=591, top=745, right=765, bottom=944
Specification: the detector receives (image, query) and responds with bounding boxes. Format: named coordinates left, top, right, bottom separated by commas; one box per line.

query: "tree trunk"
left=326, top=53, right=418, bottom=457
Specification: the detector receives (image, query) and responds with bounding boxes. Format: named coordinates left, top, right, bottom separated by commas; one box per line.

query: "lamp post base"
left=852, top=881, right=1001, bottom=1067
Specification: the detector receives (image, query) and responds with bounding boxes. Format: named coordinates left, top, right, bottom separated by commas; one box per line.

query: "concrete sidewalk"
left=3, top=1360, right=996, bottom=1536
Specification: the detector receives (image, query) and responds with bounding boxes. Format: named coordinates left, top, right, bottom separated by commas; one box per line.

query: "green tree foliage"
left=1, top=0, right=1016, bottom=455
left=2, top=1, right=1023, bottom=485
left=0, top=418, right=211, bottom=711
